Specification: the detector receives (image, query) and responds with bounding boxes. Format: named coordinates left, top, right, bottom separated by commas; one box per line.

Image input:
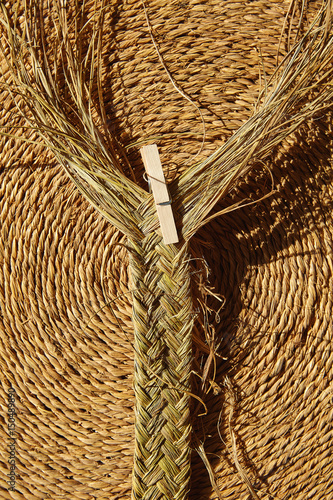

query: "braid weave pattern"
left=129, top=233, right=193, bottom=500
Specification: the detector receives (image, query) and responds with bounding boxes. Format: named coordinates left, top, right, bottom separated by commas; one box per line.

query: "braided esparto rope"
left=1, top=1, right=333, bottom=499
left=129, top=233, right=193, bottom=499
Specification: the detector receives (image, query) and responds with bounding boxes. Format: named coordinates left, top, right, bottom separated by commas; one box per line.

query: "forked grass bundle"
left=0, top=1, right=332, bottom=499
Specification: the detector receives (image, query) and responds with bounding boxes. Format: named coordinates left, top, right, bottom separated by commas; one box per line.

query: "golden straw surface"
left=0, top=0, right=332, bottom=499
left=129, top=234, right=193, bottom=499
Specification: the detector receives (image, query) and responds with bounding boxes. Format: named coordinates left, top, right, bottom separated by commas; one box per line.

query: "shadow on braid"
left=1, top=1, right=333, bottom=499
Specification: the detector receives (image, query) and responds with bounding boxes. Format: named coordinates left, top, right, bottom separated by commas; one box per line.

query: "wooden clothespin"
left=140, top=144, right=179, bottom=245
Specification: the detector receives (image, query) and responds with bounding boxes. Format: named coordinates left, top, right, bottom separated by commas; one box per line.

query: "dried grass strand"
left=0, top=1, right=332, bottom=499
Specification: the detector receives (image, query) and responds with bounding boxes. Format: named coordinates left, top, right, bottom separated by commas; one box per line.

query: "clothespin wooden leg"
left=140, top=144, right=179, bottom=245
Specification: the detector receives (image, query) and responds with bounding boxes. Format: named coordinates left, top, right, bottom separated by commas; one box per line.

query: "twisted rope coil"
left=0, top=0, right=330, bottom=500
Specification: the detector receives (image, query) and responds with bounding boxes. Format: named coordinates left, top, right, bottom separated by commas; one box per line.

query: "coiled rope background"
left=0, top=0, right=333, bottom=499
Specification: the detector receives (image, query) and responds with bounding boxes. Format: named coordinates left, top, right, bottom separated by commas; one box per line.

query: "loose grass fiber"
left=0, top=1, right=333, bottom=499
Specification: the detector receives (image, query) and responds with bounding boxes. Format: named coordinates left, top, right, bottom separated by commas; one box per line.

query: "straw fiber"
left=129, top=234, right=193, bottom=500
left=0, top=0, right=333, bottom=499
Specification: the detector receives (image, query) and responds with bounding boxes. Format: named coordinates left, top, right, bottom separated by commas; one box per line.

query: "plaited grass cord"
left=0, top=1, right=333, bottom=499
left=129, top=234, right=192, bottom=499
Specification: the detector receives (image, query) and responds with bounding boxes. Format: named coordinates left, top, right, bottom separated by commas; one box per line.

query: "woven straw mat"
left=1, top=0, right=333, bottom=499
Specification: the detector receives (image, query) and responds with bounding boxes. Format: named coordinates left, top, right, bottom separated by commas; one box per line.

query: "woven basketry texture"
left=0, top=1, right=333, bottom=499
left=129, top=234, right=193, bottom=499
